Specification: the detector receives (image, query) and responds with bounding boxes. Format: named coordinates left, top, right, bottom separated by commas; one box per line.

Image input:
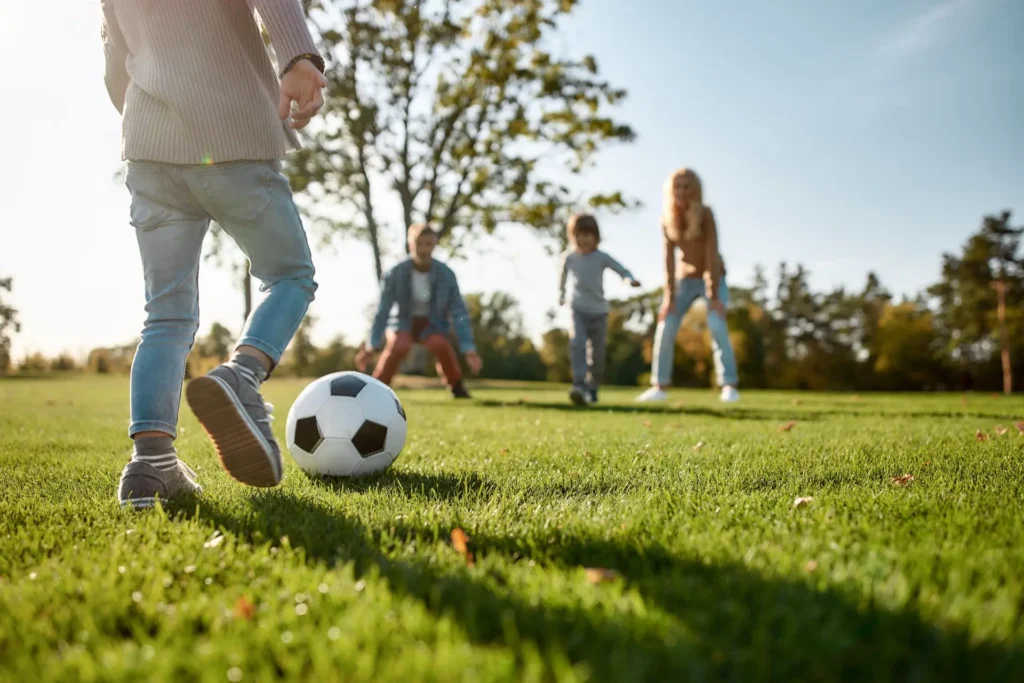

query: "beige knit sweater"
left=101, top=0, right=319, bottom=164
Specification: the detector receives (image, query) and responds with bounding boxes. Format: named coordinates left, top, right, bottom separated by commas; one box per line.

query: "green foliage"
left=0, top=277, right=20, bottom=374
left=289, top=0, right=637, bottom=281
left=2, top=379, right=1024, bottom=680
left=928, top=210, right=1023, bottom=384
left=464, top=291, right=546, bottom=380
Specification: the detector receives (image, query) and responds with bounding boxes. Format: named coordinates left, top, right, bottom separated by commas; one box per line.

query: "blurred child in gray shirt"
left=558, top=214, right=641, bottom=405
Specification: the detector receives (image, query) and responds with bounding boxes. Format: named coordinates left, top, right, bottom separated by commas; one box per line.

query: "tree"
left=0, top=277, right=20, bottom=374
left=464, top=291, right=545, bottom=380
left=871, top=301, right=946, bottom=390
left=284, top=315, right=322, bottom=377
left=929, top=210, right=1022, bottom=389
left=199, top=322, right=235, bottom=363
left=290, top=0, right=637, bottom=282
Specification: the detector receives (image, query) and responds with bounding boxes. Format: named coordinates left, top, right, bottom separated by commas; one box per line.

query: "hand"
left=707, top=299, right=726, bottom=317
left=465, top=351, right=483, bottom=376
left=354, top=343, right=375, bottom=373
left=278, top=59, right=327, bottom=130
left=629, top=279, right=642, bottom=288
left=658, top=297, right=674, bottom=322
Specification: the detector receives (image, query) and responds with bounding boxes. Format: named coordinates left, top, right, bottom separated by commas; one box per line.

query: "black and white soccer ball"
left=285, top=371, right=407, bottom=477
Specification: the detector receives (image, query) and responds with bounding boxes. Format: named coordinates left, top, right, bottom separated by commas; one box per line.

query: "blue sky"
left=2, top=0, right=1022, bottom=360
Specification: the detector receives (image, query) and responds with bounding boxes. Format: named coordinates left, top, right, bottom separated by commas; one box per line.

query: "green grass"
left=1, top=376, right=1023, bottom=682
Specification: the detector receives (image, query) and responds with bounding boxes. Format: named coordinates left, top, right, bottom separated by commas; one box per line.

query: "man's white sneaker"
left=720, top=386, right=740, bottom=402
left=635, top=387, right=668, bottom=402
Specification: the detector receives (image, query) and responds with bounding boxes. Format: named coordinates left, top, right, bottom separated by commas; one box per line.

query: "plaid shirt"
left=368, top=259, right=476, bottom=353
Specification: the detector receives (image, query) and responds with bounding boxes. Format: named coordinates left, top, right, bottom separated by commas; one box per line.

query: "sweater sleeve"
left=602, top=251, right=635, bottom=281
left=100, top=0, right=129, bottom=114
left=249, top=0, right=319, bottom=73
left=447, top=271, right=476, bottom=354
left=368, top=269, right=397, bottom=351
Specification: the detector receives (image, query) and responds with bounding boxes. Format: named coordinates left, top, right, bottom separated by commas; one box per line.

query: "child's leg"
left=650, top=280, right=701, bottom=387
left=120, top=162, right=209, bottom=508
left=182, top=161, right=316, bottom=487
left=586, top=313, right=608, bottom=392
left=128, top=163, right=211, bottom=440
left=706, top=279, right=738, bottom=388
left=569, top=310, right=589, bottom=389
left=188, top=161, right=317, bottom=367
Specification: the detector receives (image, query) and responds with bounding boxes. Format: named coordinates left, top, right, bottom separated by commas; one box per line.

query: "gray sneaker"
left=185, top=364, right=282, bottom=487
left=118, top=459, right=202, bottom=510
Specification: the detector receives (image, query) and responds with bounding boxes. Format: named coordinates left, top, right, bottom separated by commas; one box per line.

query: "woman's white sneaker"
left=635, top=387, right=668, bottom=402
left=720, top=386, right=740, bottom=402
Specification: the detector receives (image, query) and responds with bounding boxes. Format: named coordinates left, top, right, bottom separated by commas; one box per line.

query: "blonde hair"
left=566, top=213, right=601, bottom=245
left=407, top=223, right=437, bottom=244
left=662, top=168, right=705, bottom=241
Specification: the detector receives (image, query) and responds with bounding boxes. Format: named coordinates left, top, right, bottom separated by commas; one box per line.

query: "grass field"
left=1, top=376, right=1023, bottom=682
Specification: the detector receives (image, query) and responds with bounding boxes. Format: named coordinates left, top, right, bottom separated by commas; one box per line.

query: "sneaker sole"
left=186, top=375, right=282, bottom=488
left=120, top=496, right=157, bottom=510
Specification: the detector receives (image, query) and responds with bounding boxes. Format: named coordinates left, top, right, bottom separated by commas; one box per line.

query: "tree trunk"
left=993, top=278, right=1011, bottom=394
left=368, top=225, right=384, bottom=285
left=242, top=263, right=253, bottom=326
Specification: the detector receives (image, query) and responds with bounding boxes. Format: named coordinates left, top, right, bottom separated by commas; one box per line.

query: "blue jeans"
left=125, top=160, right=317, bottom=438
left=651, top=277, right=738, bottom=388
left=570, top=309, right=607, bottom=391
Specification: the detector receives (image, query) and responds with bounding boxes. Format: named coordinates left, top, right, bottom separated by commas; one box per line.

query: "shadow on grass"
left=186, top=492, right=1023, bottom=682
left=304, top=469, right=499, bottom=501
left=474, top=399, right=1024, bottom=423
left=474, top=399, right=828, bottom=423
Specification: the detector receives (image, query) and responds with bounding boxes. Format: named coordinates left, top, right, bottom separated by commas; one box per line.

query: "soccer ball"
left=285, top=371, right=407, bottom=477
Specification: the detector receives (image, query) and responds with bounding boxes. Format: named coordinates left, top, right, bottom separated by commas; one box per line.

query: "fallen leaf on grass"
left=804, top=560, right=818, bottom=572
left=995, top=425, right=1008, bottom=436
left=693, top=441, right=705, bottom=451
left=450, top=528, right=474, bottom=567
left=642, top=420, right=652, bottom=428
left=234, top=596, right=256, bottom=621
left=584, top=568, right=620, bottom=584
left=976, top=430, right=988, bottom=442
left=779, top=421, right=798, bottom=432
left=1015, top=422, right=1024, bottom=434
left=891, top=474, right=915, bottom=486
left=792, top=496, right=814, bottom=508
left=499, top=448, right=509, bottom=456
left=203, top=531, right=225, bottom=549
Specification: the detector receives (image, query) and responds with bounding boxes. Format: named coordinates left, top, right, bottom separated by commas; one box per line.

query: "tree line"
left=4, top=208, right=1020, bottom=392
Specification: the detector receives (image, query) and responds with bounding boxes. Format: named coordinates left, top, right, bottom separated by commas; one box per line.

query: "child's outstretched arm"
left=603, top=252, right=641, bottom=287
left=100, top=0, right=129, bottom=113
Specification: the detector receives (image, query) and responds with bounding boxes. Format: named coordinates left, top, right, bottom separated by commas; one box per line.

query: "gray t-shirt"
left=559, top=249, right=635, bottom=315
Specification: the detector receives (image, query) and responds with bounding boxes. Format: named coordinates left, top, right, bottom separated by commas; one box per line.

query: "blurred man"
left=356, top=224, right=482, bottom=398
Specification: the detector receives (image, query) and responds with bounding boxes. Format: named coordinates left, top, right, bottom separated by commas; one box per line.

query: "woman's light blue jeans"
left=125, top=160, right=317, bottom=438
left=651, top=277, right=738, bottom=388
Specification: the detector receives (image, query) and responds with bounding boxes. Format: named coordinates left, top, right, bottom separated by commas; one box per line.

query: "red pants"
left=373, top=317, right=463, bottom=387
